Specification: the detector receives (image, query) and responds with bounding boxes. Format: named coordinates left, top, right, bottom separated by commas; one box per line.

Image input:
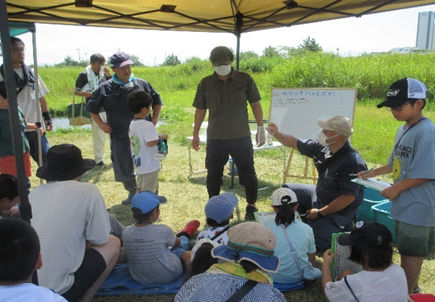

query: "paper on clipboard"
left=330, top=232, right=363, bottom=281
left=351, top=177, right=391, bottom=192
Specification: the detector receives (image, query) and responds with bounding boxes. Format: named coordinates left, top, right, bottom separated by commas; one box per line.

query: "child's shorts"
left=137, top=170, right=159, bottom=193
left=395, top=220, right=434, bottom=258
left=0, top=152, right=32, bottom=177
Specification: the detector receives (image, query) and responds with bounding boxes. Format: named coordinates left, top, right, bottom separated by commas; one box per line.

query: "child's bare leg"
left=401, top=255, right=424, bottom=294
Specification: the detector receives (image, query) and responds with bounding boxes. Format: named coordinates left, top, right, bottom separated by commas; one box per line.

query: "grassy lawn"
left=27, top=101, right=434, bottom=301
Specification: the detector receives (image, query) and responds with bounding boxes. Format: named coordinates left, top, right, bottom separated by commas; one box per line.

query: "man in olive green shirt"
left=192, top=46, right=266, bottom=220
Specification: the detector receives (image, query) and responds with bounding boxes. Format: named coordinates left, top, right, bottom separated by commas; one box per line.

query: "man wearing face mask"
left=267, top=115, right=367, bottom=252
left=87, top=51, right=163, bottom=204
left=192, top=46, right=266, bottom=221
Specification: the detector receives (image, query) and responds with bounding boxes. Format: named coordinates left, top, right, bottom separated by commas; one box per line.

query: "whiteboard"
left=269, top=88, right=357, bottom=140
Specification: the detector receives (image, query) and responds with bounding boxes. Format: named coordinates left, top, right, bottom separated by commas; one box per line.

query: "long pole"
left=0, top=0, right=32, bottom=223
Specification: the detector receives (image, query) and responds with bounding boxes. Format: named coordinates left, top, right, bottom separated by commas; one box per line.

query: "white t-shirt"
left=324, top=264, right=408, bottom=302
left=129, top=119, right=160, bottom=174
left=196, top=225, right=230, bottom=246
left=30, top=180, right=111, bottom=294
left=0, top=68, right=49, bottom=127
left=0, top=283, right=67, bottom=302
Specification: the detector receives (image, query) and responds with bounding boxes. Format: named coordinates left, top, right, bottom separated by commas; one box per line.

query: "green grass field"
left=29, top=100, right=434, bottom=301
left=28, top=52, right=435, bottom=300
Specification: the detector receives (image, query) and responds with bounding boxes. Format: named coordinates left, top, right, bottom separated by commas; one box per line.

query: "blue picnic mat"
left=273, top=281, right=305, bottom=292
left=96, top=263, right=304, bottom=296
left=96, top=264, right=186, bottom=296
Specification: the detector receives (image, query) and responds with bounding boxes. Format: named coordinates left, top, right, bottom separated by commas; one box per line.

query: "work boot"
left=244, top=205, right=258, bottom=221
left=177, top=220, right=200, bottom=239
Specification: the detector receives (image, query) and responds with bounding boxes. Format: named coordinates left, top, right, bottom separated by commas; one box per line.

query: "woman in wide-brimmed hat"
left=175, top=222, right=285, bottom=302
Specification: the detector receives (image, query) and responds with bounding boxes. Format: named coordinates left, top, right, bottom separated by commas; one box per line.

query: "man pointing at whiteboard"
left=268, top=115, right=367, bottom=252
left=192, top=46, right=266, bottom=221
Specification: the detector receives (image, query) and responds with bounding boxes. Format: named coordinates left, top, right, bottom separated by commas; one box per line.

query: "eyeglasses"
left=389, top=102, right=410, bottom=112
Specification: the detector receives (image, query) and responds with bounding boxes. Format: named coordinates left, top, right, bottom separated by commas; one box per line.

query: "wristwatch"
left=317, top=210, right=325, bottom=218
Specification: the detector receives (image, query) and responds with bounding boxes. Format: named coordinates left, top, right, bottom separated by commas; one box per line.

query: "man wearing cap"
left=74, top=53, right=112, bottom=166
left=192, top=46, right=266, bottom=221
left=0, top=36, right=52, bottom=166
left=29, top=144, right=120, bottom=302
left=87, top=51, right=163, bottom=204
left=268, top=115, right=367, bottom=252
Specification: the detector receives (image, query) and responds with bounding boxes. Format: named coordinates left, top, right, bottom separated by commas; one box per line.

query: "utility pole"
left=76, top=48, right=81, bottom=62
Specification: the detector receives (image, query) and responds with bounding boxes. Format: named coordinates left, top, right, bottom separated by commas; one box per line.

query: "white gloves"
left=256, top=126, right=266, bottom=147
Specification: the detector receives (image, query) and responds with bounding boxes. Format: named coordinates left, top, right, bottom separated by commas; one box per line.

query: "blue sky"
left=9, top=4, right=435, bottom=66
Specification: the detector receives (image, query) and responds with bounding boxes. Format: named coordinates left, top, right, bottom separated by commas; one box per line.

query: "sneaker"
left=177, top=220, right=200, bottom=239
left=244, top=205, right=258, bottom=221
left=412, top=286, right=421, bottom=294
left=96, top=161, right=104, bottom=167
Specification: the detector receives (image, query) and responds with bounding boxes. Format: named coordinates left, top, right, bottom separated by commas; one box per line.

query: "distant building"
left=416, top=11, right=435, bottom=51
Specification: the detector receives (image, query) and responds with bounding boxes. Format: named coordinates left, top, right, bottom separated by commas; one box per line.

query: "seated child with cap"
left=122, top=191, right=200, bottom=284
left=322, top=222, right=408, bottom=301
left=196, top=192, right=239, bottom=245
left=0, top=218, right=67, bottom=302
left=262, top=187, right=320, bottom=284
left=187, top=193, right=239, bottom=279
left=175, top=222, right=286, bottom=301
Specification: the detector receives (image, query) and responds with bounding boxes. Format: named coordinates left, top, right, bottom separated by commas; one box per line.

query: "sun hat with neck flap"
left=211, top=221, right=280, bottom=272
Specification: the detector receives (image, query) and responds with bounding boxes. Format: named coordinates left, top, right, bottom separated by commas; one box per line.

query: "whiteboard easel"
left=269, top=88, right=357, bottom=183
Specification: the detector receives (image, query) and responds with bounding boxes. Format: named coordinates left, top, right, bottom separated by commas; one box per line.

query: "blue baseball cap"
left=131, top=191, right=167, bottom=214
left=205, top=193, right=238, bottom=224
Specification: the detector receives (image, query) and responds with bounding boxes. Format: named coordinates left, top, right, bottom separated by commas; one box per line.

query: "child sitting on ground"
left=0, top=174, right=20, bottom=218
left=127, top=90, right=168, bottom=194
left=122, top=191, right=200, bottom=284
left=322, top=222, right=408, bottom=301
left=188, top=193, right=239, bottom=279
left=0, top=217, right=67, bottom=301
left=196, top=192, right=239, bottom=245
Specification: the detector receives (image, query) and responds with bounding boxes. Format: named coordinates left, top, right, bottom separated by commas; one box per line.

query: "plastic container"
left=356, top=187, right=387, bottom=222
left=372, top=200, right=396, bottom=243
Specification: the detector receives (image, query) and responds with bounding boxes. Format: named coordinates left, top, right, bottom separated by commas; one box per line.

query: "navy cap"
left=338, top=222, right=392, bottom=248
left=131, top=191, right=167, bottom=214
left=377, top=78, right=427, bottom=108
left=205, top=193, right=238, bottom=224
left=110, top=51, right=134, bottom=68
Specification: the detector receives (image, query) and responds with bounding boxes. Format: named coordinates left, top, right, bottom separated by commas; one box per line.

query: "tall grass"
left=38, top=52, right=434, bottom=116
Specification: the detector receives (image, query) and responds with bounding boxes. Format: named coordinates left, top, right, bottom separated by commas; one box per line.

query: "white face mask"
left=213, top=64, right=232, bottom=76
left=318, top=131, right=339, bottom=146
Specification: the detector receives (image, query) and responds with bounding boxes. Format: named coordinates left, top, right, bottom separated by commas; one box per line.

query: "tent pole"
left=31, top=29, right=44, bottom=175
left=235, top=32, right=240, bottom=71
left=234, top=12, right=243, bottom=71
left=0, top=0, right=32, bottom=223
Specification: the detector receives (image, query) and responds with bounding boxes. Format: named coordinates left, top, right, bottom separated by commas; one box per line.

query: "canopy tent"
left=5, top=0, right=435, bottom=66
left=8, top=21, right=34, bottom=36
left=5, top=0, right=434, bottom=33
